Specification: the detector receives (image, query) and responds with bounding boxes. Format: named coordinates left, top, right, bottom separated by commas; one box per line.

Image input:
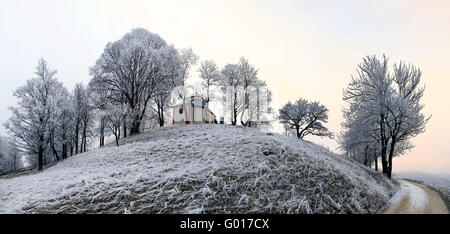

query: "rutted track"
left=383, top=179, right=449, bottom=214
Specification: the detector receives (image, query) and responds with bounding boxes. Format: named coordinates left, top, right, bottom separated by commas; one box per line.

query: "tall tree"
left=89, top=85, right=110, bottom=147
left=56, top=93, right=74, bottom=159
left=198, top=60, right=220, bottom=103
left=342, top=55, right=429, bottom=178
left=4, top=58, right=64, bottom=170
left=198, top=60, right=220, bottom=122
left=151, top=47, right=182, bottom=127
left=172, top=47, right=199, bottom=123
left=221, top=63, right=241, bottom=125
left=71, top=83, right=88, bottom=154
left=48, top=86, right=72, bottom=161
left=106, top=103, right=125, bottom=147
left=89, top=28, right=181, bottom=135
left=237, top=57, right=258, bottom=127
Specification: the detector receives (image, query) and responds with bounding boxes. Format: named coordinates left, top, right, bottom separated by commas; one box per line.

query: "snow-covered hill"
left=0, top=125, right=397, bottom=214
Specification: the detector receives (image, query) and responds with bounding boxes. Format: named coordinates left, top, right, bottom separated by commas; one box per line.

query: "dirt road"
left=383, top=179, right=449, bottom=214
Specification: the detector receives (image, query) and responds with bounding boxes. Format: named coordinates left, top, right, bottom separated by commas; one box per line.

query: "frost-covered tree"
left=89, top=28, right=181, bottom=135
left=105, top=103, right=125, bottom=147
left=219, top=58, right=272, bottom=127
left=342, top=55, right=429, bottom=178
left=384, top=61, right=429, bottom=177
left=343, top=55, right=391, bottom=173
left=198, top=60, right=221, bottom=103
left=250, top=79, right=273, bottom=128
left=71, top=83, right=92, bottom=154
left=151, top=47, right=182, bottom=127
left=80, top=89, right=93, bottom=153
left=56, top=92, right=74, bottom=159
left=48, top=86, right=73, bottom=161
left=339, top=110, right=380, bottom=169
left=198, top=60, right=221, bottom=122
left=179, top=48, right=199, bottom=87
left=89, top=85, right=110, bottom=147
left=279, top=98, right=332, bottom=139
left=171, top=47, right=199, bottom=123
left=237, top=57, right=259, bottom=127
left=221, top=63, right=241, bottom=125
left=4, top=58, right=65, bottom=170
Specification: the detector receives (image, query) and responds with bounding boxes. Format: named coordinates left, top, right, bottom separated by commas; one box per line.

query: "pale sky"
left=0, top=0, right=449, bottom=174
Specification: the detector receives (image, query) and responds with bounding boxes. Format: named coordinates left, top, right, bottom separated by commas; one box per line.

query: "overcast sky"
left=1, top=0, right=449, bottom=174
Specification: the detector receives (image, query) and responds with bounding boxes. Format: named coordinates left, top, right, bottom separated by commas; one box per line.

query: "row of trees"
left=3, top=28, right=274, bottom=171
left=277, top=55, right=429, bottom=179
left=1, top=28, right=429, bottom=180
left=339, top=55, right=429, bottom=178
left=198, top=57, right=272, bottom=127
left=4, top=59, right=93, bottom=170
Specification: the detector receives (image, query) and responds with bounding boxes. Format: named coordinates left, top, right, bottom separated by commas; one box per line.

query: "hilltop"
left=0, top=125, right=397, bottom=214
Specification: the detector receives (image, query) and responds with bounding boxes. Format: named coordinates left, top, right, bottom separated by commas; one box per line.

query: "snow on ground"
left=0, top=125, right=397, bottom=214
left=404, top=181, right=429, bottom=210
left=399, top=180, right=429, bottom=212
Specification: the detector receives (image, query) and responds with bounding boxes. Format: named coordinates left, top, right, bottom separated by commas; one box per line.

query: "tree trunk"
left=84, top=137, right=87, bottom=153
left=387, top=140, right=396, bottom=179
left=381, top=145, right=387, bottom=175
left=51, top=141, right=59, bottom=162
left=130, top=120, right=140, bottom=135
left=375, top=157, right=378, bottom=171
left=62, top=130, right=67, bottom=159
left=364, top=145, right=368, bottom=166
left=123, top=116, right=127, bottom=138
left=100, top=117, right=105, bottom=147
left=75, top=140, right=78, bottom=154
left=38, top=127, right=44, bottom=170
left=13, top=151, right=16, bottom=172
left=158, top=104, right=164, bottom=127
left=232, top=92, right=238, bottom=125
left=379, top=114, right=388, bottom=176
left=296, top=126, right=301, bottom=139
left=387, top=156, right=393, bottom=178
left=82, top=126, right=87, bottom=153
left=62, top=143, right=67, bottom=159
left=113, top=126, right=120, bottom=146
left=38, top=147, right=43, bottom=171
left=75, top=122, right=79, bottom=155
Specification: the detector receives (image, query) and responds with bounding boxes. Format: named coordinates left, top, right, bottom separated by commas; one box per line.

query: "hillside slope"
left=0, top=125, right=397, bottom=214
